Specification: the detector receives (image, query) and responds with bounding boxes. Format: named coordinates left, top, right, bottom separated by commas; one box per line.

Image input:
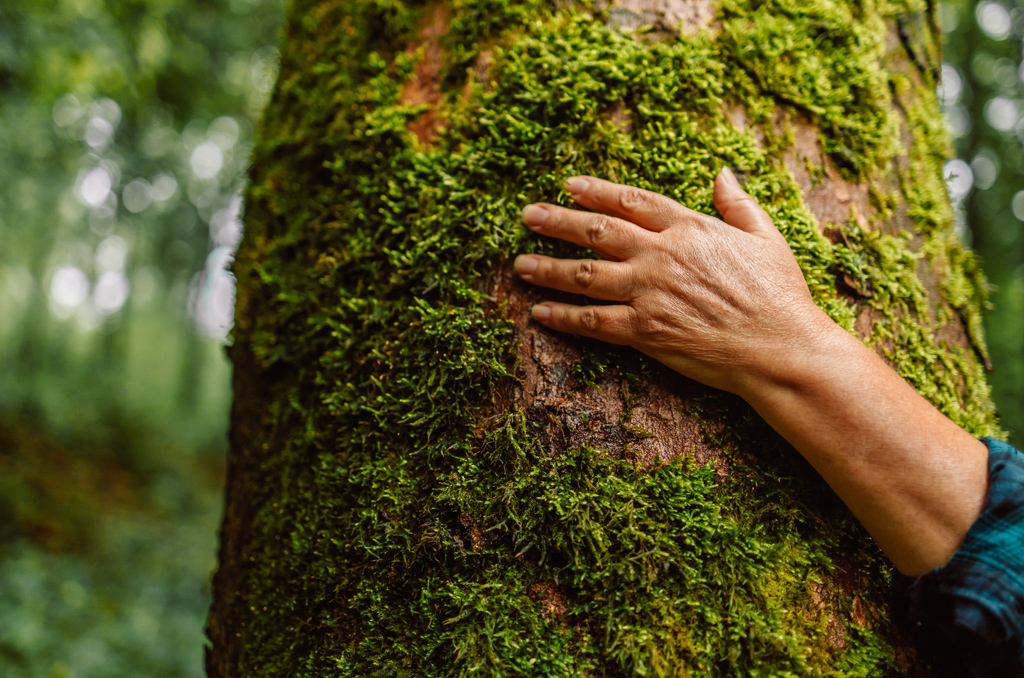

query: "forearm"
left=736, top=310, right=989, bottom=576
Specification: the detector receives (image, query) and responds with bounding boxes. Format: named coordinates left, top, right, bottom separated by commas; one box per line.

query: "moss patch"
left=218, top=0, right=1000, bottom=675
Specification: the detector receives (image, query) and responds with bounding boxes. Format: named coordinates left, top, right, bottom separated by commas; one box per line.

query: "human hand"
left=514, top=169, right=835, bottom=396
left=516, top=170, right=992, bottom=576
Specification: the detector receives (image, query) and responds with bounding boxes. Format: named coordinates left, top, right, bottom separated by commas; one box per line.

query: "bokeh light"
left=976, top=1, right=1012, bottom=39
left=94, top=271, right=129, bottom=315
left=190, top=141, right=224, bottom=179
left=0, top=0, right=287, bottom=674
left=49, top=266, right=89, bottom=316
left=122, top=179, right=154, bottom=213
left=77, top=167, right=113, bottom=208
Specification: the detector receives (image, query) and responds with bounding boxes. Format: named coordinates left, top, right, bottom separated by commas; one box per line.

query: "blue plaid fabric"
left=894, top=437, right=1024, bottom=677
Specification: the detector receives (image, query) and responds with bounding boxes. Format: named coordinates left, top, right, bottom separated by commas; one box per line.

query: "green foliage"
left=223, top=0, right=1000, bottom=675
left=0, top=0, right=285, bottom=676
left=0, top=429, right=224, bottom=678
left=0, top=0, right=284, bottom=433
left=940, top=0, right=1024, bottom=444
left=719, top=0, right=900, bottom=173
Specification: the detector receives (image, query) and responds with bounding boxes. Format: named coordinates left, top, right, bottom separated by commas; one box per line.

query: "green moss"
left=719, top=0, right=901, bottom=174
left=220, top=0, right=1000, bottom=674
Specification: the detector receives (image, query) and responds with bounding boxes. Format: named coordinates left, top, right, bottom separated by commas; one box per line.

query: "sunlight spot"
left=209, top=116, right=241, bottom=149
left=50, top=266, right=89, bottom=318
left=971, top=151, right=999, bottom=190
left=945, top=159, right=974, bottom=200
left=53, top=94, right=83, bottom=128
left=150, top=174, right=179, bottom=202
left=1012, top=191, right=1024, bottom=221
left=190, top=247, right=236, bottom=340
left=250, top=46, right=280, bottom=95
left=84, top=117, right=114, bottom=149
left=96, top=236, right=128, bottom=272
left=94, top=271, right=130, bottom=315
left=122, top=179, right=154, bottom=213
left=209, top=195, right=244, bottom=248
left=994, top=57, right=1018, bottom=87
left=938, top=64, right=962, bottom=104
left=977, top=1, right=1012, bottom=40
left=984, top=96, right=1017, bottom=131
left=190, top=142, right=224, bottom=179
left=945, top=105, right=971, bottom=137
left=89, top=207, right=117, bottom=236
left=77, top=167, right=112, bottom=208
left=92, top=98, right=122, bottom=129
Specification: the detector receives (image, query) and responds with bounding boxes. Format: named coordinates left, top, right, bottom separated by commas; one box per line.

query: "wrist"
left=725, top=306, right=989, bottom=576
left=730, top=304, right=851, bottom=404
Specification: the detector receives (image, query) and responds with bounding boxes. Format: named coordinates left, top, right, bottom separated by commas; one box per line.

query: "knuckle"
left=585, top=216, right=611, bottom=247
left=580, top=307, right=600, bottom=333
left=574, top=260, right=595, bottom=289
left=619, top=188, right=649, bottom=213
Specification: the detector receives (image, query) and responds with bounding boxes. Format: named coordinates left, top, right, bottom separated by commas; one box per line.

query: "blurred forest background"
left=0, top=0, right=1021, bottom=676
left=0, top=0, right=285, bottom=674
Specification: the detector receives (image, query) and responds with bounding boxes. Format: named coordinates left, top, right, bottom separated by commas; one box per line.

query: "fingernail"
left=564, top=177, right=590, bottom=195
left=514, top=254, right=539, bottom=275
left=719, top=167, right=740, bottom=189
left=522, top=204, right=549, bottom=227
left=531, top=304, right=551, bottom=321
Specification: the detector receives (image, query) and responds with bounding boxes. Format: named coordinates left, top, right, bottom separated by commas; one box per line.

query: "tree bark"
left=207, top=1, right=1002, bottom=675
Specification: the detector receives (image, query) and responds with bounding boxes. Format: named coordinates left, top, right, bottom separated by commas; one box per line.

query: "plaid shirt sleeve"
left=893, top=437, right=1024, bottom=677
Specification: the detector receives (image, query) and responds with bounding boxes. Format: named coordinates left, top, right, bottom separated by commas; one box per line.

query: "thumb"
left=713, top=167, right=777, bottom=236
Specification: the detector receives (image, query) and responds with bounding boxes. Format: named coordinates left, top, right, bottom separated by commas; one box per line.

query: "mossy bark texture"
left=208, top=1, right=1004, bottom=675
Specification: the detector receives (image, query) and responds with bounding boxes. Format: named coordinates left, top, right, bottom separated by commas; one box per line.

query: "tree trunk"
left=207, top=1, right=1002, bottom=675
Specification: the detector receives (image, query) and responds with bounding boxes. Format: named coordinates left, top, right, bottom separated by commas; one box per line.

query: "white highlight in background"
left=209, top=196, right=243, bottom=249
left=94, top=271, right=130, bottom=315
left=122, top=178, right=154, bottom=213
left=50, top=266, right=89, bottom=318
left=190, top=141, right=224, bottom=179
left=938, top=64, right=962, bottom=105
left=984, top=96, right=1018, bottom=132
left=190, top=247, right=236, bottom=340
left=96, top=236, right=128, bottom=272
left=976, top=1, right=1012, bottom=40
left=945, top=159, right=974, bottom=200
left=77, top=167, right=113, bottom=207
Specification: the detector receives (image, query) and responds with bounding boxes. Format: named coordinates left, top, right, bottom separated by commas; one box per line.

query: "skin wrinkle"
left=514, top=171, right=989, bottom=576
left=574, top=260, right=595, bottom=290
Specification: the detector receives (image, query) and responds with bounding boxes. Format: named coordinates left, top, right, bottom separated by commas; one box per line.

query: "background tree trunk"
left=207, top=0, right=1002, bottom=675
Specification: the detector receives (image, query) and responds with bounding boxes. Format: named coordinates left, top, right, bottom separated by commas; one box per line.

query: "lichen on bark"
left=207, top=0, right=1002, bottom=676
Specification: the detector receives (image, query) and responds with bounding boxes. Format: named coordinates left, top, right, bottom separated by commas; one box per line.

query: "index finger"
left=563, top=176, right=694, bottom=233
